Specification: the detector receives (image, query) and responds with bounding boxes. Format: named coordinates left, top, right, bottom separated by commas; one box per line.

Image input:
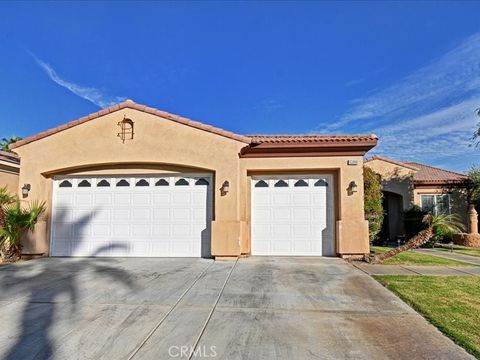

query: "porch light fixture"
left=221, top=181, right=230, bottom=195
left=348, top=181, right=358, bottom=194
left=21, top=183, right=31, bottom=198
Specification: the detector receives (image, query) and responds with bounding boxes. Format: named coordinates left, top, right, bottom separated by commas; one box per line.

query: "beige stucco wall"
left=365, top=159, right=415, bottom=210
left=14, top=107, right=370, bottom=257
left=0, top=162, right=19, bottom=194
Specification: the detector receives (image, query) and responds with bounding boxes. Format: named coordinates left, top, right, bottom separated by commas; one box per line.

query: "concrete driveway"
left=0, top=257, right=473, bottom=360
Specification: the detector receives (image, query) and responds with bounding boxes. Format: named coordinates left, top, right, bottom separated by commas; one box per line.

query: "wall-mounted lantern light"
left=117, top=115, right=135, bottom=143
left=21, top=183, right=31, bottom=198
left=221, top=180, right=230, bottom=195
left=348, top=181, right=358, bottom=194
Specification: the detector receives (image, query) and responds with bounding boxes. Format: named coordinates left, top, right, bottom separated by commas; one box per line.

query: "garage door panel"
left=75, top=194, right=93, bottom=206
left=113, top=209, right=130, bottom=221
left=114, top=193, right=131, bottom=205
left=132, top=193, right=151, bottom=205
left=51, top=175, right=212, bottom=257
left=132, top=208, right=151, bottom=221
left=252, top=175, right=335, bottom=256
left=94, top=193, right=112, bottom=206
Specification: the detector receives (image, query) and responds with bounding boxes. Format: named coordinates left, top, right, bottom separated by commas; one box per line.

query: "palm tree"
left=0, top=136, right=22, bottom=152
left=0, top=200, right=45, bottom=259
left=368, top=213, right=464, bottom=264
left=0, top=186, right=16, bottom=228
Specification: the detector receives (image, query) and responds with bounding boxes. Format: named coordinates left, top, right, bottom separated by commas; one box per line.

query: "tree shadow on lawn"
left=0, top=209, right=138, bottom=360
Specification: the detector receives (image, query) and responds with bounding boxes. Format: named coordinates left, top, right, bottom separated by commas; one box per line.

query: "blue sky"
left=1, top=1, right=480, bottom=172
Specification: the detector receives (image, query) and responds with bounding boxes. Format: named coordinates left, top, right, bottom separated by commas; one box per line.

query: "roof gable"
left=365, top=156, right=419, bottom=171
left=366, top=156, right=468, bottom=185
left=10, top=100, right=251, bottom=149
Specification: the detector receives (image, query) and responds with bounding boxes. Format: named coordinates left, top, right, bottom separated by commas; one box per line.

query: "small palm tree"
left=0, top=136, right=22, bottom=152
left=369, top=213, right=464, bottom=264
left=0, top=186, right=16, bottom=228
left=0, top=200, right=45, bottom=260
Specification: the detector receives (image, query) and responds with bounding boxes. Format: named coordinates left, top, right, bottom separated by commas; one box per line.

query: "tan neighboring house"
left=365, top=156, right=469, bottom=241
left=11, top=100, right=377, bottom=258
left=0, top=150, right=20, bottom=193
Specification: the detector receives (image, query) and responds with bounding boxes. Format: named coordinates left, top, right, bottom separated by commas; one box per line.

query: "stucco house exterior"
left=0, top=150, right=20, bottom=193
left=10, top=100, right=377, bottom=259
left=365, top=156, right=469, bottom=242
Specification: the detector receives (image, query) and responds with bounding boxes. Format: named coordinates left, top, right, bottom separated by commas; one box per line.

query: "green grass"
left=435, top=245, right=480, bottom=258
left=374, top=276, right=480, bottom=358
left=371, top=246, right=474, bottom=266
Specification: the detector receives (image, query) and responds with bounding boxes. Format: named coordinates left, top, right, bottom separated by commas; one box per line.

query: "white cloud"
left=324, top=33, right=480, bottom=132
left=318, top=33, right=480, bottom=171
left=372, top=97, right=478, bottom=162
left=30, top=53, right=126, bottom=108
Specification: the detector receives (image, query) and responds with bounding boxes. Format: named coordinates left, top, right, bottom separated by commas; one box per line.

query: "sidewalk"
left=352, top=262, right=480, bottom=276
left=413, top=248, right=480, bottom=266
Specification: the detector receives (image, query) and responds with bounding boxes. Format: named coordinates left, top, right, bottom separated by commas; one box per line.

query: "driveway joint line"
left=447, top=266, right=475, bottom=276
left=127, top=260, right=215, bottom=360
left=188, top=258, right=239, bottom=360
left=399, top=265, right=422, bottom=275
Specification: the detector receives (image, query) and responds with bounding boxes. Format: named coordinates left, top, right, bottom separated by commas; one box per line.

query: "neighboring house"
left=0, top=150, right=20, bottom=193
left=10, top=100, right=377, bottom=258
left=365, top=156, right=469, bottom=242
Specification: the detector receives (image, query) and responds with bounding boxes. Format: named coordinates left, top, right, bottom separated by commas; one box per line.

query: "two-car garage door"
left=50, top=173, right=335, bottom=257
left=50, top=175, right=212, bottom=257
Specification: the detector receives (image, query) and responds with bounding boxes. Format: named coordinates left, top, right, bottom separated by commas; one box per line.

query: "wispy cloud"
left=29, top=52, right=126, bottom=108
left=318, top=33, right=480, bottom=171
left=344, top=78, right=365, bottom=87
left=255, top=98, right=283, bottom=112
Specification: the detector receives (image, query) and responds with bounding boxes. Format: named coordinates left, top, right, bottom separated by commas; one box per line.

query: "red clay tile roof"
left=366, top=156, right=468, bottom=184
left=404, top=162, right=468, bottom=184
left=249, top=134, right=378, bottom=144
left=10, top=100, right=251, bottom=149
left=10, top=100, right=378, bottom=151
left=0, top=150, right=20, bottom=165
left=365, top=155, right=420, bottom=171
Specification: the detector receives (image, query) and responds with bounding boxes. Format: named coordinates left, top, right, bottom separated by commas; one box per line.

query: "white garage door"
left=51, top=175, right=212, bottom=257
left=251, top=175, right=335, bottom=256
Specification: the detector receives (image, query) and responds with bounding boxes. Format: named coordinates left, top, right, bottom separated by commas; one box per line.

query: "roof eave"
left=240, top=140, right=378, bottom=158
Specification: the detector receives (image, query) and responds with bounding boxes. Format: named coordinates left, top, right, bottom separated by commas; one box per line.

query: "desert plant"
left=364, top=166, right=384, bottom=244
left=0, top=200, right=45, bottom=260
left=0, top=136, right=22, bottom=152
left=0, top=186, right=16, bottom=228
left=368, top=213, right=464, bottom=264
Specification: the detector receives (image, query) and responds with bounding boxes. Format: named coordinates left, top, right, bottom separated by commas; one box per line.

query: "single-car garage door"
left=51, top=175, right=212, bottom=257
left=251, top=175, right=335, bottom=256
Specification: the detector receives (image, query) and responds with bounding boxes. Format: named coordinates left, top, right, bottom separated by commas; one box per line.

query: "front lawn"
left=374, top=276, right=480, bottom=358
left=435, top=245, right=480, bottom=258
left=371, top=246, right=473, bottom=266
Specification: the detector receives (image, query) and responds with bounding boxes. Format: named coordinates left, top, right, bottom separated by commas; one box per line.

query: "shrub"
left=404, top=206, right=428, bottom=240
left=364, top=166, right=384, bottom=244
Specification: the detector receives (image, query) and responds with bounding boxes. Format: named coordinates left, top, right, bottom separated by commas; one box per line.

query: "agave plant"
left=369, top=213, right=464, bottom=264
left=0, top=200, right=45, bottom=259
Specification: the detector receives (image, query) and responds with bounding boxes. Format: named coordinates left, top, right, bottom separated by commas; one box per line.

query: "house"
left=365, top=156, right=469, bottom=242
left=0, top=150, right=20, bottom=193
left=10, top=100, right=377, bottom=259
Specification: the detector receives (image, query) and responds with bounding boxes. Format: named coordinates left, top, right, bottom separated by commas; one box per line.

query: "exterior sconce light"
left=221, top=181, right=230, bottom=195
left=348, top=181, right=358, bottom=194
left=117, top=116, right=135, bottom=143
left=21, top=183, right=31, bottom=198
